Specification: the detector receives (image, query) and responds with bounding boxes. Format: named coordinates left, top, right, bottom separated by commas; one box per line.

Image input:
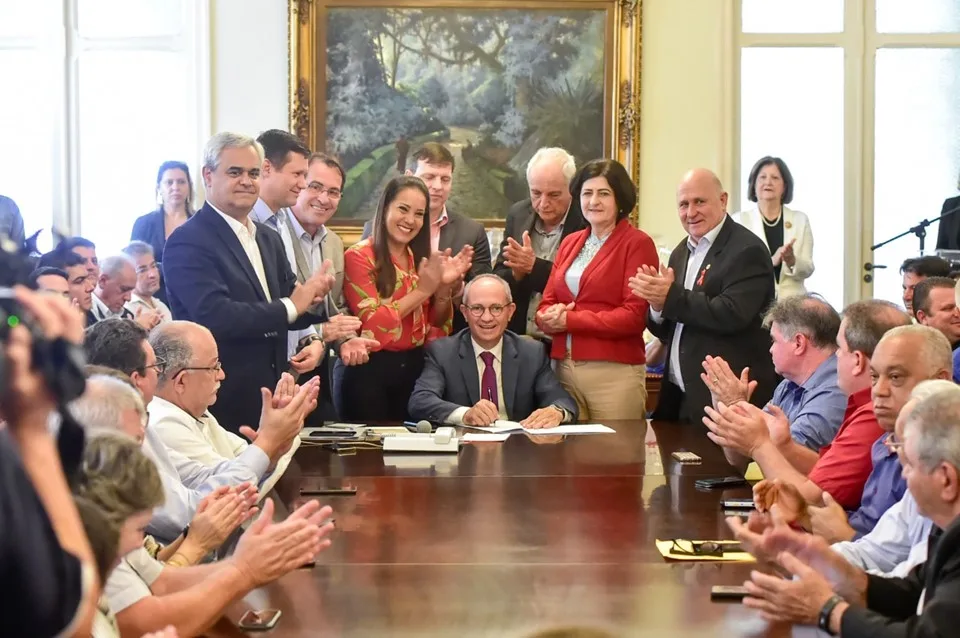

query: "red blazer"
left=537, top=219, right=658, bottom=364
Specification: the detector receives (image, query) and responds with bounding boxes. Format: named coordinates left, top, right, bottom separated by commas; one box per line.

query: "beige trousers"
left=556, top=359, right=647, bottom=422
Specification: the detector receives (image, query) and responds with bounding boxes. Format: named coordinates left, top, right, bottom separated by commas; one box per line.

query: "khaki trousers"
left=556, top=359, right=647, bottom=422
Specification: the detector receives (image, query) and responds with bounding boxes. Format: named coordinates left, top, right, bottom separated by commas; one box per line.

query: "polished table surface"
left=212, top=421, right=792, bottom=637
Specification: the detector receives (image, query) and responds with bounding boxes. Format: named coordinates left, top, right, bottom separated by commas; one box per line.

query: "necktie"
left=480, top=351, right=498, bottom=407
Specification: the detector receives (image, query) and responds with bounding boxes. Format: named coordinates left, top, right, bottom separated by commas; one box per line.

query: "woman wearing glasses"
left=131, top=161, right=196, bottom=304
left=536, top=159, right=658, bottom=421
left=338, top=176, right=473, bottom=421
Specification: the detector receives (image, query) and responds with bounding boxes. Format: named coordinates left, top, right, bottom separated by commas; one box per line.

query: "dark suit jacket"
left=648, top=216, right=777, bottom=422
left=163, top=203, right=315, bottom=433
left=493, top=198, right=586, bottom=335
left=935, top=195, right=960, bottom=251
left=131, top=208, right=192, bottom=305
left=840, top=517, right=960, bottom=637
left=407, top=329, right=578, bottom=423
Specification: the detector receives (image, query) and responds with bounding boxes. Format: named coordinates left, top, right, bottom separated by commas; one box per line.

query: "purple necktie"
left=480, top=351, right=498, bottom=408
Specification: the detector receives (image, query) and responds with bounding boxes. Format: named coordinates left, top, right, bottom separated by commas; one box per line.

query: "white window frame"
left=729, top=0, right=960, bottom=304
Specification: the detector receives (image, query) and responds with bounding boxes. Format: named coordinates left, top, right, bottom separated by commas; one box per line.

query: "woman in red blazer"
left=536, top=159, right=658, bottom=421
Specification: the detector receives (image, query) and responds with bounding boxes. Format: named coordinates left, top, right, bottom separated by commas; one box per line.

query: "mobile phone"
left=695, top=476, right=749, bottom=490
left=309, top=429, right=359, bottom=439
left=671, top=450, right=702, bottom=464
left=300, top=486, right=357, bottom=496
left=710, top=585, right=748, bottom=601
left=720, top=498, right=755, bottom=510
left=238, top=609, right=282, bottom=630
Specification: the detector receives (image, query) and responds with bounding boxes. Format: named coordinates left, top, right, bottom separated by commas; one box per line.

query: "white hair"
left=99, top=254, right=135, bottom=278
left=462, top=273, right=513, bottom=305
left=69, top=375, right=146, bottom=433
left=904, top=384, right=960, bottom=472
left=202, top=132, right=264, bottom=171
left=526, top=147, right=576, bottom=184
left=881, top=324, right=954, bottom=378
left=910, top=379, right=959, bottom=401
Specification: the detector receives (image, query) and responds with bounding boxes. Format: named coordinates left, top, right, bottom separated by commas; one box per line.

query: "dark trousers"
left=334, top=347, right=424, bottom=422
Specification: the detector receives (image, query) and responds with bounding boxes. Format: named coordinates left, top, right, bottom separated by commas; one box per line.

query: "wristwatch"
left=180, top=524, right=190, bottom=539
left=818, top=594, right=843, bottom=635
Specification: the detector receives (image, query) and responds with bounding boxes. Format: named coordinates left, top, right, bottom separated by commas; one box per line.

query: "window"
left=0, top=0, right=208, bottom=254
left=735, top=0, right=960, bottom=308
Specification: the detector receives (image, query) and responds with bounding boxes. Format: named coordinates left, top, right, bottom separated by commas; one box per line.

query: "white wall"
left=208, top=0, right=730, bottom=253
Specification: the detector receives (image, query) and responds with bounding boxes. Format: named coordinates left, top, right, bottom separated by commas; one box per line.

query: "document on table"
left=460, top=422, right=615, bottom=436
left=462, top=432, right=512, bottom=443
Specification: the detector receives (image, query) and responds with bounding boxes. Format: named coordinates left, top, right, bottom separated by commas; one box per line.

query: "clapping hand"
left=502, top=231, right=536, bottom=280
left=536, top=302, right=573, bottom=334
left=772, top=238, right=797, bottom=268
left=627, top=264, right=674, bottom=312
left=134, top=306, right=162, bottom=331
left=700, top=355, right=756, bottom=407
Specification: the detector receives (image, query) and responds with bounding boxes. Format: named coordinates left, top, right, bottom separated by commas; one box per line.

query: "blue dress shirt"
left=847, top=434, right=907, bottom=538
left=953, top=347, right=960, bottom=383
left=769, top=354, right=846, bottom=451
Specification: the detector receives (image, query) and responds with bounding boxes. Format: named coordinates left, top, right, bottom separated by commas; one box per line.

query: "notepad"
left=461, top=421, right=616, bottom=436
left=655, top=539, right=756, bottom=563
left=462, top=432, right=511, bottom=443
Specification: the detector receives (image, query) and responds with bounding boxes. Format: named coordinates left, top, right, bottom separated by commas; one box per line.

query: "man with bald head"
left=494, top=147, right=587, bottom=338
left=629, top=168, right=777, bottom=422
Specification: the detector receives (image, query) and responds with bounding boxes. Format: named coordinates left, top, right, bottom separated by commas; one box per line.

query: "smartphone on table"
left=238, top=609, right=282, bottom=631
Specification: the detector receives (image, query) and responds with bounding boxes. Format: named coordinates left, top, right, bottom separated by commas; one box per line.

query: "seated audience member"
left=0, top=287, right=98, bottom=637
left=704, top=294, right=847, bottom=469
left=730, top=386, right=960, bottom=637
left=74, top=436, right=333, bottom=638
left=630, top=169, right=777, bottom=423
left=58, top=235, right=100, bottom=282
left=90, top=255, right=138, bottom=323
left=536, top=158, right=658, bottom=421
left=131, top=160, right=196, bottom=306
left=704, top=301, right=908, bottom=513
left=339, top=176, right=471, bottom=421
left=408, top=274, right=578, bottom=427
left=712, top=321, right=951, bottom=542
left=493, top=147, right=586, bottom=339
left=900, top=255, right=951, bottom=314
left=28, top=266, right=70, bottom=299
left=39, top=248, right=95, bottom=320
left=122, top=241, right=171, bottom=325
left=148, top=321, right=304, bottom=492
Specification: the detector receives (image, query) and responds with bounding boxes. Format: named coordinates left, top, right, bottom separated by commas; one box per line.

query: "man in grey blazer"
left=408, top=274, right=577, bottom=427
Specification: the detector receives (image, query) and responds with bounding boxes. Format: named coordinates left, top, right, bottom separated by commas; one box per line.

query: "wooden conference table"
left=211, top=421, right=792, bottom=637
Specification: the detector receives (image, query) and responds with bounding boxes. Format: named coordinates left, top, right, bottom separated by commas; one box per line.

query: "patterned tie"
left=480, top=351, right=498, bottom=408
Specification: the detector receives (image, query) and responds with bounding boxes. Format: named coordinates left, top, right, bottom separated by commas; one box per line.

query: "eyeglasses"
left=172, top=361, right=223, bottom=377
left=143, top=359, right=167, bottom=375
left=465, top=304, right=507, bottom=317
left=669, top=539, right=739, bottom=557
left=883, top=431, right=905, bottom=454
left=306, top=182, right=342, bottom=200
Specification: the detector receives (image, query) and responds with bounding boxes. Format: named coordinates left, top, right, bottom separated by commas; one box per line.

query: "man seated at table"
left=148, top=320, right=302, bottom=494
left=729, top=385, right=960, bottom=637
left=703, top=294, right=847, bottom=473
left=408, top=274, right=578, bottom=427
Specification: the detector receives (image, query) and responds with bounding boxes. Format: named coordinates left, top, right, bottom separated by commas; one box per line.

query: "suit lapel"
left=693, top=216, right=732, bottom=291
left=458, top=333, right=481, bottom=405
left=748, top=209, right=770, bottom=251
left=501, top=335, right=518, bottom=418
left=782, top=206, right=797, bottom=249
left=578, top=220, right=624, bottom=291
left=201, top=205, right=267, bottom=302
left=439, top=212, right=456, bottom=252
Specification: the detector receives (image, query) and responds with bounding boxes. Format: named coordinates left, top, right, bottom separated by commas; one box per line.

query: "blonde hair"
left=75, top=433, right=164, bottom=524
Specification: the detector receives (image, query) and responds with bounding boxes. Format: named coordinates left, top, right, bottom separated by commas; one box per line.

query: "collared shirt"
left=141, top=425, right=268, bottom=543
left=446, top=338, right=508, bottom=424
left=103, top=545, right=163, bottom=615
left=953, top=347, right=960, bottom=383
left=211, top=202, right=298, bottom=324
left=807, top=387, right=884, bottom=510
left=430, top=206, right=450, bottom=253
left=832, top=490, right=933, bottom=578
left=287, top=209, right=328, bottom=274
left=525, top=212, right=567, bottom=337
left=250, top=197, right=276, bottom=226
left=125, top=292, right=172, bottom=324
left=91, top=292, right=133, bottom=322
left=847, top=434, right=907, bottom=538
left=650, top=216, right=727, bottom=390
left=769, top=353, right=846, bottom=451
left=149, top=395, right=298, bottom=496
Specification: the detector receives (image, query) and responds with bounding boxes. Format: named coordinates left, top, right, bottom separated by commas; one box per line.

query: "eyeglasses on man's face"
left=172, top=360, right=223, bottom=378
left=464, top=304, right=507, bottom=318
left=306, top=182, right=342, bottom=200
left=143, top=359, right=167, bottom=376
left=883, top=431, right=905, bottom=454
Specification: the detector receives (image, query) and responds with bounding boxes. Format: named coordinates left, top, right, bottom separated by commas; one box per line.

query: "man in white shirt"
left=148, top=320, right=312, bottom=494
left=91, top=255, right=137, bottom=321
left=122, top=240, right=171, bottom=325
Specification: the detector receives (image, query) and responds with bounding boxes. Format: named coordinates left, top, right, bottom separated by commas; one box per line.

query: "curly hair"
left=74, top=433, right=165, bottom=526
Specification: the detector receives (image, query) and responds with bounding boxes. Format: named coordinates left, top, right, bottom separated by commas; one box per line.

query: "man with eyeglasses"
left=408, top=274, right=577, bottom=427
left=123, top=240, right=171, bottom=325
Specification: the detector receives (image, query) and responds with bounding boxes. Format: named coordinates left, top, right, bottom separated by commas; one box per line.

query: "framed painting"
left=289, top=0, right=641, bottom=245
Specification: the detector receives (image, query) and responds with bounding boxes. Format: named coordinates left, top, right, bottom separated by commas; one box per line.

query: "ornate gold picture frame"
left=289, top=0, right=641, bottom=245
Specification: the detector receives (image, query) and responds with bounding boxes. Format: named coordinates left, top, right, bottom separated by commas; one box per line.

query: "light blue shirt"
left=142, top=426, right=269, bottom=543
left=769, top=354, right=846, bottom=451
left=650, top=216, right=727, bottom=391
left=832, top=490, right=932, bottom=578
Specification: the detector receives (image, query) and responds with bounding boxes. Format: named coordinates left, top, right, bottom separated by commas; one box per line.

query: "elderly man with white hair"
left=494, top=147, right=587, bottom=339
left=90, top=255, right=136, bottom=322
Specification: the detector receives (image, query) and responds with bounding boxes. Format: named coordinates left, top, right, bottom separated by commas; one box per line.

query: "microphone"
left=416, top=420, right=432, bottom=434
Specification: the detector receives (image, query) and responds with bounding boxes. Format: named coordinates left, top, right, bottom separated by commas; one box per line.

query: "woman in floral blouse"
left=338, top=176, right=472, bottom=421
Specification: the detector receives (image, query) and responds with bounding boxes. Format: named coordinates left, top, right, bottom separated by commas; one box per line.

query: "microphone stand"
left=871, top=204, right=960, bottom=254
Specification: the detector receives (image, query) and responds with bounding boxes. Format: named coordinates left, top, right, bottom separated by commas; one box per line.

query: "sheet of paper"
left=462, top=432, right=511, bottom=443
left=524, top=423, right=615, bottom=435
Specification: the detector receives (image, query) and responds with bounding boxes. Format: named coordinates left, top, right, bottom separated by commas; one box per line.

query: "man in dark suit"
left=163, top=132, right=334, bottom=434
left=362, top=142, right=492, bottom=332
left=408, top=274, right=577, bottom=426
left=493, top=147, right=586, bottom=338
left=630, top=168, right=777, bottom=423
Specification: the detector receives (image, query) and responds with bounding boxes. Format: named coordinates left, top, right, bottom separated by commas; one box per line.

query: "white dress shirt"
left=650, top=216, right=727, bottom=391
left=125, top=292, right=172, bottom=324
left=90, top=292, right=131, bottom=322
left=141, top=425, right=268, bottom=543
left=445, top=338, right=509, bottom=424
left=149, top=395, right=299, bottom=497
